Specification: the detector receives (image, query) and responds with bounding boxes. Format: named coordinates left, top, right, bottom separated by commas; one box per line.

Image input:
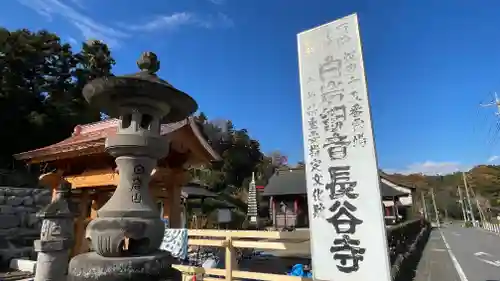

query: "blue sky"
left=3, top=0, right=500, bottom=175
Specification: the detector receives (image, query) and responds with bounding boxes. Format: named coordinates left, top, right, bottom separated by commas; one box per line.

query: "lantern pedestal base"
left=67, top=251, right=181, bottom=281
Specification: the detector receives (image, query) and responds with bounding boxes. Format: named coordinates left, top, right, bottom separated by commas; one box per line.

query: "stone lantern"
left=34, top=180, right=73, bottom=281
left=67, top=51, right=197, bottom=281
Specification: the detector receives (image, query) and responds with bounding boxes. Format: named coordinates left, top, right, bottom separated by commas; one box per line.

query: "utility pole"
left=421, top=191, right=428, bottom=220
left=472, top=186, right=489, bottom=225
left=476, top=198, right=486, bottom=226
left=430, top=187, right=440, bottom=228
left=457, top=186, right=468, bottom=222
left=472, top=184, right=490, bottom=229
left=463, top=172, right=477, bottom=226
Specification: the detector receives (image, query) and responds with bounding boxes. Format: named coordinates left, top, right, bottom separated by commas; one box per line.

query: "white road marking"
left=431, top=248, right=446, bottom=252
left=477, top=258, right=500, bottom=267
left=452, top=232, right=461, bottom=236
left=439, top=230, right=469, bottom=281
left=473, top=252, right=500, bottom=267
left=474, top=252, right=493, bottom=257
left=427, top=250, right=433, bottom=281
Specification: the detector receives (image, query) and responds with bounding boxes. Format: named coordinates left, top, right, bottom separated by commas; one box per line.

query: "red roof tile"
left=13, top=117, right=220, bottom=163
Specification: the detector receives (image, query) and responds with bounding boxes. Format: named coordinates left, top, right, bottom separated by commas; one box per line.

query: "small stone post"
left=34, top=180, right=74, bottom=281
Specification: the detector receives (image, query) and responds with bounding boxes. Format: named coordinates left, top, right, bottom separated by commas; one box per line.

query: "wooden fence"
left=172, top=229, right=313, bottom=281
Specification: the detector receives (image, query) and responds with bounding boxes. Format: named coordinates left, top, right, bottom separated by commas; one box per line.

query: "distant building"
left=261, top=168, right=416, bottom=228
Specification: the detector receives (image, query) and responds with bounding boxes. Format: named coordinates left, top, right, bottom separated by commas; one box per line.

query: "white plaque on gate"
left=217, top=209, right=232, bottom=223
left=298, top=13, right=391, bottom=281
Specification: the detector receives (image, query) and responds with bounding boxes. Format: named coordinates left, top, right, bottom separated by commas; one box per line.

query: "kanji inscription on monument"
left=298, top=13, right=391, bottom=281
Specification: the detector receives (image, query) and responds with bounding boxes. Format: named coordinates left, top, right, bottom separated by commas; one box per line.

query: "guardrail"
left=387, top=219, right=431, bottom=281
left=174, top=220, right=430, bottom=281
left=482, top=221, right=500, bottom=233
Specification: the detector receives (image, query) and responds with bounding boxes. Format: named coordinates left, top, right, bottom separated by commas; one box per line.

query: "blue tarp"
left=288, top=264, right=312, bottom=277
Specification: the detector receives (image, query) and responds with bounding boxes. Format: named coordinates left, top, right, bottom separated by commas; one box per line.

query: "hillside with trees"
left=384, top=165, right=500, bottom=219
left=189, top=113, right=291, bottom=213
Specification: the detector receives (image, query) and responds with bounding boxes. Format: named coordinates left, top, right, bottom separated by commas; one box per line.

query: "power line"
left=483, top=114, right=493, bottom=137
left=475, top=93, right=495, bottom=134
left=488, top=122, right=500, bottom=149
left=480, top=92, right=500, bottom=154
left=487, top=116, right=497, bottom=142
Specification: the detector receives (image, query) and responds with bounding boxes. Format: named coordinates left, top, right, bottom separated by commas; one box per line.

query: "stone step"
left=9, top=259, right=36, bottom=273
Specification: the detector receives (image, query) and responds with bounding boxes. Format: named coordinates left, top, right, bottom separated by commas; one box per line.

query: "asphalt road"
left=414, top=228, right=462, bottom=281
left=430, top=224, right=500, bottom=281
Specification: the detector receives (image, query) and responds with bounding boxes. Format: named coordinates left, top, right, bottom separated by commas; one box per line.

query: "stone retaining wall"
left=0, top=186, right=51, bottom=266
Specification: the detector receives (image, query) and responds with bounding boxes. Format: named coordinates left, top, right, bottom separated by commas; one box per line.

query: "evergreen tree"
left=0, top=28, right=115, bottom=168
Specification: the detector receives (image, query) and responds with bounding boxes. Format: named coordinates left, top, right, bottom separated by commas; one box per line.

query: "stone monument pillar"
left=34, top=180, right=74, bottom=281
left=67, top=50, right=197, bottom=281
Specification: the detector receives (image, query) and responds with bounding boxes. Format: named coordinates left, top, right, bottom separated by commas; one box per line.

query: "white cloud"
left=488, top=155, right=500, bottom=163
left=385, top=161, right=471, bottom=176
left=17, top=0, right=127, bottom=47
left=67, top=36, right=78, bottom=46
left=16, top=0, right=233, bottom=47
left=123, top=12, right=196, bottom=32
left=208, top=0, right=226, bottom=5
left=122, top=12, right=233, bottom=32
left=68, top=0, right=85, bottom=9
left=214, top=13, right=234, bottom=28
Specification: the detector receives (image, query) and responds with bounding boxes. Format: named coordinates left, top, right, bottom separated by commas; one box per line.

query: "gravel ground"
left=0, top=271, right=34, bottom=281
left=237, top=238, right=311, bottom=275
